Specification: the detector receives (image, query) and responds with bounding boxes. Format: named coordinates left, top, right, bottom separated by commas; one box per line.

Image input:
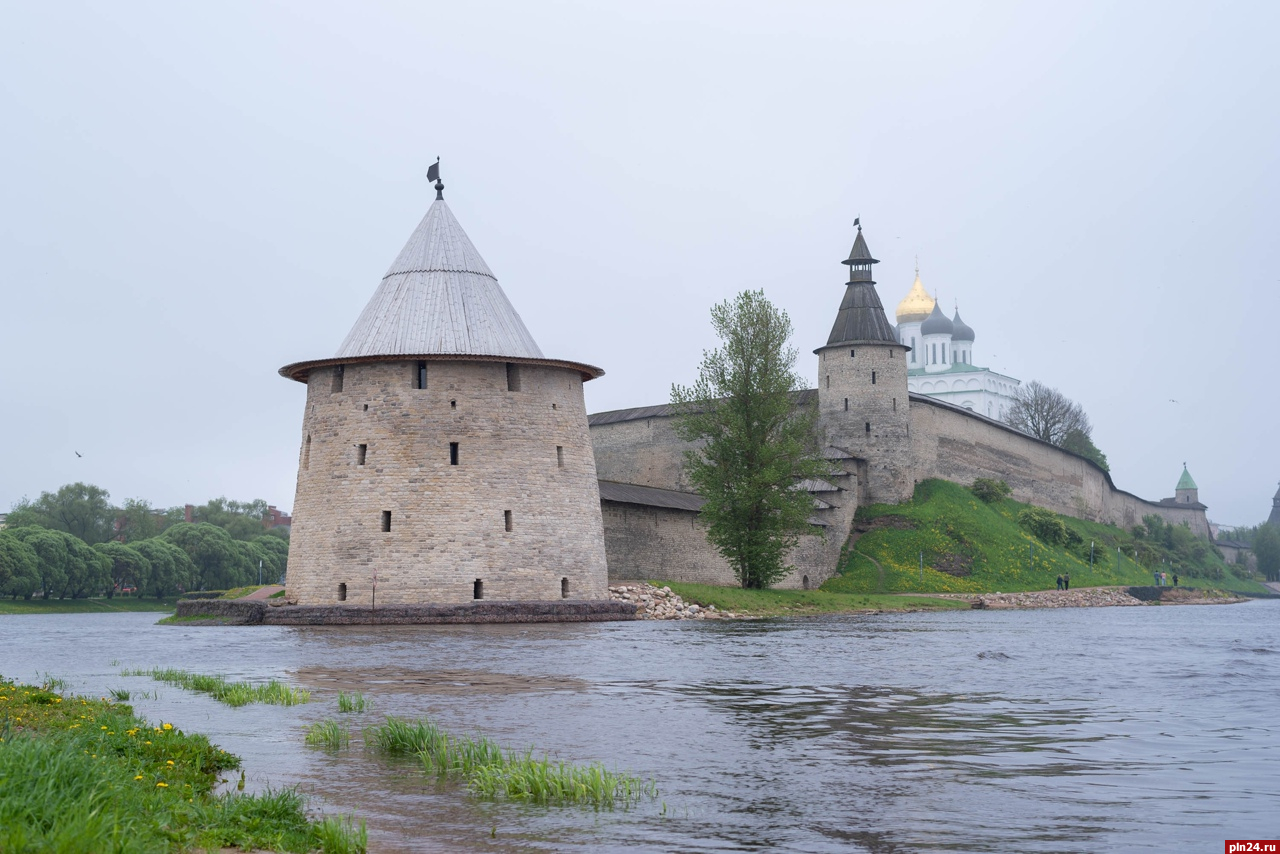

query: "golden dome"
left=896, top=272, right=936, bottom=323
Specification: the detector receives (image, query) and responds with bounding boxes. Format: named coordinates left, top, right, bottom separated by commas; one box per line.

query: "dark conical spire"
left=1269, top=481, right=1280, bottom=526
left=841, top=222, right=879, bottom=283
left=823, top=221, right=897, bottom=347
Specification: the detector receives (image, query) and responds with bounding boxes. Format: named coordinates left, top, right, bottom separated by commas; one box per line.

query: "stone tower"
left=1175, top=465, right=1199, bottom=505
left=815, top=223, right=912, bottom=504
left=1269, top=482, right=1280, bottom=527
left=280, top=178, right=609, bottom=606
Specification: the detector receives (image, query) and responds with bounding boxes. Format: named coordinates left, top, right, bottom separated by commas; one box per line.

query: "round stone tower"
left=815, top=223, right=913, bottom=504
left=279, top=177, right=609, bottom=606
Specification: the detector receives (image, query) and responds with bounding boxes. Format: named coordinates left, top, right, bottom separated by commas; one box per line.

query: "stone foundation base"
left=174, top=599, right=638, bottom=626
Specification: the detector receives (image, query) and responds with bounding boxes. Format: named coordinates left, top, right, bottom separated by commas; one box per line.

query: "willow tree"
left=671, top=290, right=827, bottom=589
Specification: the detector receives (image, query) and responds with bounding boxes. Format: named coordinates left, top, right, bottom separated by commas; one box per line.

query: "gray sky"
left=2, top=1, right=1277, bottom=527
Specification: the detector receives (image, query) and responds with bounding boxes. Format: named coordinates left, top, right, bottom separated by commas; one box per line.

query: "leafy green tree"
left=0, top=532, right=40, bottom=599
left=114, top=498, right=169, bottom=543
left=7, top=527, right=71, bottom=599
left=6, top=483, right=116, bottom=545
left=1062, top=428, right=1110, bottom=472
left=1255, top=525, right=1280, bottom=583
left=249, top=535, right=289, bottom=582
left=160, top=523, right=248, bottom=590
left=671, top=290, right=828, bottom=589
left=132, top=538, right=196, bottom=598
left=188, top=498, right=272, bottom=541
left=58, top=537, right=111, bottom=599
left=93, top=542, right=152, bottom=597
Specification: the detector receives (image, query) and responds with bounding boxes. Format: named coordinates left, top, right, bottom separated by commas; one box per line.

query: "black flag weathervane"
left=427, top=157, right=443, bottom=199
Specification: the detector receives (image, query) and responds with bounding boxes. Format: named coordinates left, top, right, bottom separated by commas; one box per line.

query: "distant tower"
left=1269, top=482, right=1280, bottom=526
left=1175, top=465, right=1199, bottom=505
left=815, top=221, right=912, bottom=503
left=895, top=264, right=935, bottom=370
left=279, top=173, right=609, bottom=606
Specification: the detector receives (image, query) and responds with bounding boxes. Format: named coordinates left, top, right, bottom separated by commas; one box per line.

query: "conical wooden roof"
left=335, top=199, right=544, bottom=360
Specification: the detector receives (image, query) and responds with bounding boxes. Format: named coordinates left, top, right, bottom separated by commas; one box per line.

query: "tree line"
left=0, top=483, right=289, bottom=600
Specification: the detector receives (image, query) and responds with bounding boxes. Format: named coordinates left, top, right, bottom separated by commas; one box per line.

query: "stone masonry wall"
left=909, top=396, right=1210, bottom=537
left=816, top=342, right=914, bottom=504
left=591, top=416, right=696, bottom=493
left=288, top=359, right=609, bottom=606
left=602, top=499, right=847, bottom=590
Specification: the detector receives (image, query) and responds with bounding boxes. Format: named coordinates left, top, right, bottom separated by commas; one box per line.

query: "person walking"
left=1173, top=573, right=1179, bottom=587
left=1056, top=574, right=1064, bottom=591
left=1154, top=570, right=1161, bottom=586
left=1064, top=572, right=1070, bottom=591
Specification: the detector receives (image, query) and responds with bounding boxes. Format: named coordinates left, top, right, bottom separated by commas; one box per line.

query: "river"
left=2, top=601, right=1278, bottom=853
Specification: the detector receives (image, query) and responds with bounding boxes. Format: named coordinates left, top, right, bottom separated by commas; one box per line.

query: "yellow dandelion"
left=162, top=723, right=173, bottom=731
left=134, top=775, right=144, bottom=781
left=156, top=782, right=168, bottom=788
left=101, top=726, right=109, bottom=730
left=166, top=760, right=174, bottom=766
left=144, top=740, right=152, bottom=745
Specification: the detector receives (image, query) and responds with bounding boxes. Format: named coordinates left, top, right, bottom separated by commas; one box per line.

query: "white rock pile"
left=608, top=583, right=741, bottom=620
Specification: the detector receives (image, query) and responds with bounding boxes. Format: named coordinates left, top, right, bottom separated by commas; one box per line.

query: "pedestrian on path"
left=1056, top=575, right=1064, bottom=591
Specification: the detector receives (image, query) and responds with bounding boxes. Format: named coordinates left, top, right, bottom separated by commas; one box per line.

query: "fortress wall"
left=289, top=359, right=608, bottom=606
left=590, top=417, right=696, bottom=493
left=909, top=396, right=1209, bottom=537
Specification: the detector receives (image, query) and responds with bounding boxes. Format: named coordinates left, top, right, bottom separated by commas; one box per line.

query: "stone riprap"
left=175, top=598, right=635, bottom=625
left=608, top=583, right=743, bottom=620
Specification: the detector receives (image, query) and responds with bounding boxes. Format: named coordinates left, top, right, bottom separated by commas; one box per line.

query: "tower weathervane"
left=427, top=157, right=443, bottom=200
left=854, top=217, right=861, bottom=231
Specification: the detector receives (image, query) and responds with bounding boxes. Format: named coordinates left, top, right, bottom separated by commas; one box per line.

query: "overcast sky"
left=2, top=1, right=1277, bottom=527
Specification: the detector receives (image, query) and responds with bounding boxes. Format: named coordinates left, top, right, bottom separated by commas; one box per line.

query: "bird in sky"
left=1169, top=399, right=1178, bottom=404
left=75, top=451, right=82, bottom=458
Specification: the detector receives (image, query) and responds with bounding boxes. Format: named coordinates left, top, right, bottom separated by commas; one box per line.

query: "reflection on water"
left=2, top=603, right=1279, bottom=852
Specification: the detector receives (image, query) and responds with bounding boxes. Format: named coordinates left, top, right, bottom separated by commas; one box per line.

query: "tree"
left=1006, top=381, right=1109, bottom=467
left=132, top=538, right=196, bottom=598
left=58, top=537, right=110, bottom=599
left=187, top=498, right=272, bottom=541
left=94, top=542, right=152, bottom=597
left=970, top=478, right=1012, bottom=503
left=114, top=498, right=169, bottom=543
left=160, top=522, right=248, bottom=590
left=7, top=527, right=71, bottom=599
left=1062, top=428, right=1110, bottom=472
left=249, top=535, right=289, bottom=582
left=670, top=290, right=829, bottom=589
left=1255, top=525, right=1280, bottom=583
left=0, top=532, right=40, bottom=599
left=6, top=483, right=116, bottom=545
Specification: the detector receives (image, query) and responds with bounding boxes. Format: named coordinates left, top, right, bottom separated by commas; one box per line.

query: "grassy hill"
left=822, top=479, right=1269, bottom=596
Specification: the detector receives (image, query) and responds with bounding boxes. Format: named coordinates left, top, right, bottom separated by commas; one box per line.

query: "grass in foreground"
left=823, top=479, right=1271, bottom=596
left=0, top=598, right=179, bottom=616
left=0, top=676, right=365, bottom=853
left=130, top=667, right=310, bottom=707
left=337, top=691, right=370, bottom=713
left=305, top=720, right=351, bottom=750
left=365, top=716, right=655, bottom=807
left=657, top=582, right=969, bottom=617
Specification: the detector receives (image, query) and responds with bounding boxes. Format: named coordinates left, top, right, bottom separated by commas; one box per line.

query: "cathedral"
left=893, top=267, right=1021, bottom=420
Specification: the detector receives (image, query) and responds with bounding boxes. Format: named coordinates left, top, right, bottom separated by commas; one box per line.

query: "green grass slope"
left=0, top=598, right=179, bottom=616
left=822, top=479, right=1269, bottom=596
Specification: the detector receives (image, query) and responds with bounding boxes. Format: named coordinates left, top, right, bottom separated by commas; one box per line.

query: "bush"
left=178, top=591, right=227, bottom=600
left=1018, top=507, right=1070, bottom=545
left=970, top=478, right=1012, bottom=503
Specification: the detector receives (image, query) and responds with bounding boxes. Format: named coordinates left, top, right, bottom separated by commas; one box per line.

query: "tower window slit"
left=872, top=371, right=877, bottom=385
left=331, top=365, right=344, bottom=393
left=556, top=446, right=564, bottom=467
left=303, top=435, right=311, bottom=470
left=473, top=579, right=484, bottom=600
left=844, top=398, right=848, bottom=412
left=865, top=422, right=871, bottom=435
left=826, top=375, right=830, bottom=389
left=506, top=363, right=521, bottom=392
left=561, top=577, right=570, bottom=599
left=357, top=444, right=367, bottom=466
left=337, top=583, right=347, bottom=602
left=850, top=349, right=856, bottom=358
left=504, top=510, right=512, bottom=532
left=416, top=360, right=427, bottom=389
left=893, top=397, right=897, bottom=411
left=381, top=511, right=391, bottom=532
left=449, top=442, right=459, bottom=465
left=450, top=399, right=457, bottom=410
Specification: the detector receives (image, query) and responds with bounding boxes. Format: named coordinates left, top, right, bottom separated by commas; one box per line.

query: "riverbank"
left=0, top=677, right=364, bottom=852
left=935, top=586, right=1249, bottom=609
left=0, top=597, right=179, bottom=615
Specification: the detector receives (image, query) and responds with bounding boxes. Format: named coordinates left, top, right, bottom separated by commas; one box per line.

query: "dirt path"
left=240, top=585, right=284, bottom=600
left=853, top=549, right=886, bottom=593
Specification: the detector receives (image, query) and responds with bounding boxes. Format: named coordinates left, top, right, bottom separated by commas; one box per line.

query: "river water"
left=2, top=601, right=1278, bottom=853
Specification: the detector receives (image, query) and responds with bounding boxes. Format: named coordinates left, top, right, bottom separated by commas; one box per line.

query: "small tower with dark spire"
left=1269, top=481, right=1280, bottom=527
left=1175, top=464, right=1199, bottom=505
left=815, top=221, right=913, bottom=504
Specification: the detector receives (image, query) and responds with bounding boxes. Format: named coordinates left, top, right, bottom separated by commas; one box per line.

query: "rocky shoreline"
left=608, top=583, right=744, bottom=620
left=934, top=586, right=1248, bottom=610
